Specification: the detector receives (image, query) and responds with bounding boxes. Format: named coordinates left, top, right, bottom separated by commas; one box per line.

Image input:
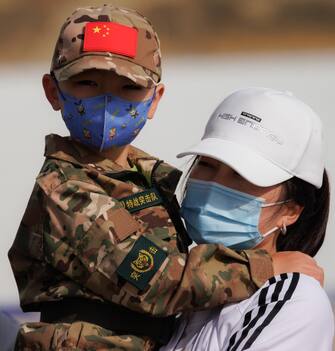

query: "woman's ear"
left=147, top=83, right=165, bottom=120
left=279, top=202, right=304, bottom=228
left=42, top=74, right=62, bottom=111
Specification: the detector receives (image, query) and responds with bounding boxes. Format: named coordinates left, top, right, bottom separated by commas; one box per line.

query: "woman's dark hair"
left=276, top=170, right=330, bottom=257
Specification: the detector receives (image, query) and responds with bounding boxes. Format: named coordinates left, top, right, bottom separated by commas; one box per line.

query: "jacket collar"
left=44, top=134, right=182, bottom=195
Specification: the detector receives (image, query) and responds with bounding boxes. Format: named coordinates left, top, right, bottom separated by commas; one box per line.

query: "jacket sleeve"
left=33, top=169, right=273, bottom=317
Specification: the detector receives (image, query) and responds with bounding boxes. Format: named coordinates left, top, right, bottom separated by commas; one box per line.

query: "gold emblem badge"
left=117, top=236, right=167, bottom=290
left=131, top=249, right=154, bottom=273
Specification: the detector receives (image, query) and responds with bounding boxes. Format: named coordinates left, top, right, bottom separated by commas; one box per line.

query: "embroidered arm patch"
left=117, top=236, right=167, bottom=290
left=119, top=188, right=162, bottom=213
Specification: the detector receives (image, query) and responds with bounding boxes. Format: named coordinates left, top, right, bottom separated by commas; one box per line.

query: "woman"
left=162, top=87, right=334, bottom=350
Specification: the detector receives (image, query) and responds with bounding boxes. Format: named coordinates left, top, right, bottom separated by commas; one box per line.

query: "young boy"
left=8, top=5, right=321, bottom=351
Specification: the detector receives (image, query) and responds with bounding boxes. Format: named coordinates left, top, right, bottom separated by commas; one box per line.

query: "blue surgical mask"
left=58, top=89, right=155, bottom=151
left=180, top=179, right=288, bottom=250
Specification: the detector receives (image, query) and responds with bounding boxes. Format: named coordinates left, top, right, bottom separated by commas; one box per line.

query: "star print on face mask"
left=126, top=105, right=140, bottom=119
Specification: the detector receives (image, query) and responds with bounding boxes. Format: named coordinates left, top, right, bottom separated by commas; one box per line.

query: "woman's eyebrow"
left=198, top=159, right=216, bottom=168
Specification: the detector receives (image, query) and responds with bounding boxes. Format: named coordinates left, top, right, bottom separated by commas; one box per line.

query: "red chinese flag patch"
left=83, top=22, right=138, bottom=58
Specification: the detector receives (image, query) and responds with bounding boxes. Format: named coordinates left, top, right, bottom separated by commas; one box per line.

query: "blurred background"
left=1, top=0, right=335, bottom=348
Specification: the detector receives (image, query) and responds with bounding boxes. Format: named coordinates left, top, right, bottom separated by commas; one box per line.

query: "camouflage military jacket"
left=9, top=134, right=273, bottom=317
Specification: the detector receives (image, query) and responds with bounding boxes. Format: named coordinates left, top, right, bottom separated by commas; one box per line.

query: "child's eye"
left=75, top=80, right=98, bottom=87
left=123, top=84, right=142, bottom=90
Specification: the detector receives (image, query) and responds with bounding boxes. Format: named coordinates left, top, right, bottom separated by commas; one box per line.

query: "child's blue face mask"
left=180, top=179, right=288, bottom=250
left=58, top=88, right=155, bottom=151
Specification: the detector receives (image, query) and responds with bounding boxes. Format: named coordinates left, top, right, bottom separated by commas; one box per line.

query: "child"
left=8, top=5, right=320, bottom=351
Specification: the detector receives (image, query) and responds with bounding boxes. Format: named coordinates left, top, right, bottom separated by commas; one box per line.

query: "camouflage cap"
left=51, top=5, right=162, bottom=87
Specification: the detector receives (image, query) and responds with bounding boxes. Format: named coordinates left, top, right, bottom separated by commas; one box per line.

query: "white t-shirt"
left=161, top=273, right=334, bottom=351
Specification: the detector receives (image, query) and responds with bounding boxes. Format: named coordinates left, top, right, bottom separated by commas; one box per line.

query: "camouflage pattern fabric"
left=15, top=322, right=155, bottom=351
left=51, top=5, right=161, bottom=87
left=9, top=134, right=273, bottom=350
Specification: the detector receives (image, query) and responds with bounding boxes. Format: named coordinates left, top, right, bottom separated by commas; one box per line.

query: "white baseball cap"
left=177, top=87, right=324, bottom=188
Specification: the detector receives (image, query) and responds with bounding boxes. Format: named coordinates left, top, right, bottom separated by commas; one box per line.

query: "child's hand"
left=272, top=251, right=324, bottom=286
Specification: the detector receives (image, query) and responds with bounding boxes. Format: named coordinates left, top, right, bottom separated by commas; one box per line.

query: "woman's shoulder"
left=252, top=272, right=333, bottom=317
left=266, top=273, right=330, bottom=306
left=222, top=272, right=333, bottom=321
left=221, top=273, right=334, bottom=350
left=293, top=272, right=331, bottom=300
left=244, top=272, right=334, bottom=334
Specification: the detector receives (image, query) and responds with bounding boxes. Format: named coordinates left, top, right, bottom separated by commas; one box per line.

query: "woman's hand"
left=272, top=251, right=324, bottom=286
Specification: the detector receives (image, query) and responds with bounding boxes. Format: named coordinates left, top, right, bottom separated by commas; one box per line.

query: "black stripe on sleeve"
left=227, top=284, right=271, bottom=351
left=242, top=310, right=252, bottom=328
left=228, top=274, right=289, bottom=351
left=241, top=272, right=300, bottom=350
left=271, top=278, right=285, bottom=302
left=227, top=332, right=237, bottom=350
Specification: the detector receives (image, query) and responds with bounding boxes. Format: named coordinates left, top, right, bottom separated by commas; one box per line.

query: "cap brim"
left=177, top=138, right=293, bottom=187
left=53, top=54, right=159, bottom=88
